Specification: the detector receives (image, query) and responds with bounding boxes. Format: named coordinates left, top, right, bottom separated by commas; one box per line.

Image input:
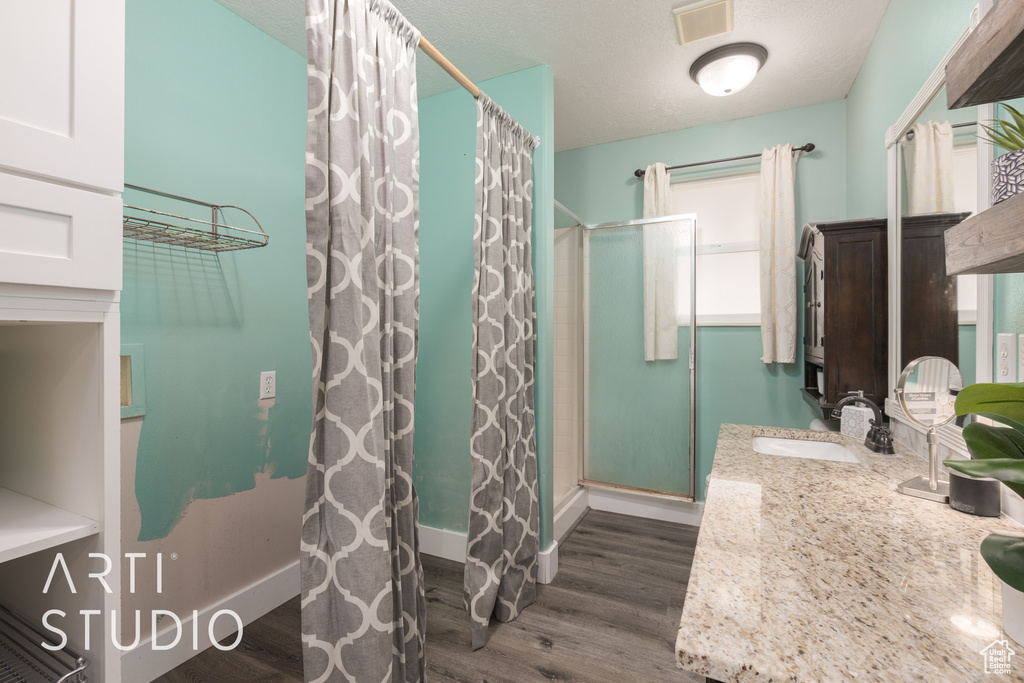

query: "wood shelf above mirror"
left=946, top=0, right=1024, bottom=109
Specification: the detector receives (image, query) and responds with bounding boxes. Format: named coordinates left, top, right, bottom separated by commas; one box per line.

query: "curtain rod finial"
left=634, top=168, right=645, bottom=178
left=803, top=143, right=816, bottom=153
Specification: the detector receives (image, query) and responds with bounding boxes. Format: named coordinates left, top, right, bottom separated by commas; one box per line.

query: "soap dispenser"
left=840, top=391, right=873, bottom=441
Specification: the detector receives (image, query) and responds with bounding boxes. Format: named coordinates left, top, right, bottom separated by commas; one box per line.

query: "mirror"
left=896, top=355, right=963, bottom=429
left=897, top=86, right=978, bottom=386
left=896, top=356, right=964, bottom=504
left=887, top=15, right=990, bottom=401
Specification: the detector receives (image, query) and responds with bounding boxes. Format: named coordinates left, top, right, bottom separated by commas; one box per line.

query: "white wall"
left=553, top=227, right=581, bottom=506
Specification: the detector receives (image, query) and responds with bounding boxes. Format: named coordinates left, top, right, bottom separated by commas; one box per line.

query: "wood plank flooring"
left=153, top=510, right=702, bottom=683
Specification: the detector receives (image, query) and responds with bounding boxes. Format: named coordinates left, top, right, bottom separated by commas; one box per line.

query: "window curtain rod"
left=419, top=35, right=481, bottom=99
left=633, top=143, right=815, bottom=178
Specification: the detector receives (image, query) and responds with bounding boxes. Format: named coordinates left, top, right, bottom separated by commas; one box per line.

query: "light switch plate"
left=997, top=333, right=1017, bottom=384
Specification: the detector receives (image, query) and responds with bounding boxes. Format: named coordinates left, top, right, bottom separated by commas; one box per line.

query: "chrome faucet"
left=830, top=394, right=895, bottom=454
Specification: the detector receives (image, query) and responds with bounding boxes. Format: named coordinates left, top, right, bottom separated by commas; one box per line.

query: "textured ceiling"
left=212, top=0, right=890, bottom=152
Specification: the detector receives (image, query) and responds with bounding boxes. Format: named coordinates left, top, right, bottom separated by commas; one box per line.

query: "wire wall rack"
left=123, top=183, right=269, bottom=252
left=0, top=604, right=86, bottom=682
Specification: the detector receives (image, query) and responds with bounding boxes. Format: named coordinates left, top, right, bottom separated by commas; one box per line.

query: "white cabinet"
left=0, top=172, right=122, bottom=291
left=0, top=1, right=124, bottom=681
left=0, top=0, right=124, bottom=192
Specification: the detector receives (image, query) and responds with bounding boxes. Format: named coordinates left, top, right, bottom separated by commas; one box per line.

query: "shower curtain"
left=759, top=143, right=800, bottom=364
left=642, top=162, right=678, bottom=361
left=465, top=94, right=540, bottom=651
left=301, top=1, right=425, bottom=681
left=903, top=121, right=955, bottom=215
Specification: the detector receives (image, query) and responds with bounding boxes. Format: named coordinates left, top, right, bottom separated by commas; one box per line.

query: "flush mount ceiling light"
left=689, top=42, right=768, bottom=97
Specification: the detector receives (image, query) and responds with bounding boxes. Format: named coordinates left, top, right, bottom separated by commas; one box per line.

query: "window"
left=672, top=172, right=761, bottom=325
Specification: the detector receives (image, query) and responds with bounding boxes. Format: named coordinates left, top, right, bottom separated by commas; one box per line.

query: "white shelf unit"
left=0, top=488, right=99, bottom=565
left=0, top=2, right=123, bottom=680
left=0, top=292, right=120, bottom=683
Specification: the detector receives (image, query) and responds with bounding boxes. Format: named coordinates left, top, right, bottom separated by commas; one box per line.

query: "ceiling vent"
left=673, top=0, right=733, bottom=45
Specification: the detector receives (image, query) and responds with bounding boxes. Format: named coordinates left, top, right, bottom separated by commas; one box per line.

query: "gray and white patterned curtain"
left=301, top=1, right=425, bottom=681
left=465, top=94, right=540, bottom=651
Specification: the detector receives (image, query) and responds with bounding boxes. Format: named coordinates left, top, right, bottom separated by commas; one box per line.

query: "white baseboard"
left=419, top=524, right=468, bottom=563
left=418, top=483, right=699, bottom=587
left=538, top=541, right=558, bottom=584
left=553, top=486, right=589, bottom=545
left=420, top=524, right=561, bottom=583
left=587, top=485, right=704, bottom=527
left=121, top=561, right=299, bottom=683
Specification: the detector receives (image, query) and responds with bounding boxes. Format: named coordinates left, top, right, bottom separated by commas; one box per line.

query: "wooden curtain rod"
left=419, top=35, right=481, bottom=99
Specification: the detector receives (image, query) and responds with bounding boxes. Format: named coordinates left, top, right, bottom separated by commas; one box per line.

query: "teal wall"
left=556, top=100, right=846, bottom=226
left=995, top=274, right=1024, bottom=370
left=415, top=66, right=557, bottom=549
left=556, top=100, right=847, bottom=500
left=123, top=0, right=309, bottom=540
left=961, top=325, right=977, bottom=387
left=845, top=0, right=978, bottom=218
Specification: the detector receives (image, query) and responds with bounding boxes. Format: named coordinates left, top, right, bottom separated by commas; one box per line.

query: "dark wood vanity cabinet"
left=800, top=213, right=969, bottom=417
left=801, top=219, right=889, bottom=414
left=901, top=212, right=971, bottom=369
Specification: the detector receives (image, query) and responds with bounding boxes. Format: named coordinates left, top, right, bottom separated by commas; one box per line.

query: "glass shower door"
left=582, top=215, right=696, bottom=498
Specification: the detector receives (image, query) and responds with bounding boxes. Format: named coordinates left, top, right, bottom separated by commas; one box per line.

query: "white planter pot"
left=1001, top=580, right=1024, bottom=646
left=991, top=149, right=1024, bottom=205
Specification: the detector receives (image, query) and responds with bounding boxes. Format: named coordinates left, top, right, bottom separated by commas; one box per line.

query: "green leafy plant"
left=980, top=103, right=1024, bottom=153
left=944, top=382, right=1024, bottom=591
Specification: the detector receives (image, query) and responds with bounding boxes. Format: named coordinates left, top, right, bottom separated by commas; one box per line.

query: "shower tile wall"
left=554, top=227, right=581, bottom=507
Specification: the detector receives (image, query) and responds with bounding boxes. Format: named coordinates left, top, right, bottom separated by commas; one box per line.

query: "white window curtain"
left=759, top=144, right=801, bottom=364
left=903, top=121, right=955, bottom=215
left=642, top=162, right=678, bottom=361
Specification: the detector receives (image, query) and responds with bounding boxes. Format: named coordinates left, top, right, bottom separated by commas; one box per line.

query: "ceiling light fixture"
left=689, top=42, right=768, bottom=97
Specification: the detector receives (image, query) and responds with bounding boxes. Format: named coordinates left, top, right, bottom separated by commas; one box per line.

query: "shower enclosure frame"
left=558, top=209, right=697, bottom=502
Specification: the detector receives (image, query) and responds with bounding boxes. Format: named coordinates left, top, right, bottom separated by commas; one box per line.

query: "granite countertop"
left=676, top=424, right=1024, bottom=682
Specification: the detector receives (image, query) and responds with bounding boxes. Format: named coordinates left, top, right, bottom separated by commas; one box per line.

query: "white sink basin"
left=751, top=436, right=860, bottom=463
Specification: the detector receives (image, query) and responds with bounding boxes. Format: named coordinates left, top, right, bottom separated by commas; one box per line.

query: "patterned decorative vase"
left=991, top=149, right=1024, bottom=205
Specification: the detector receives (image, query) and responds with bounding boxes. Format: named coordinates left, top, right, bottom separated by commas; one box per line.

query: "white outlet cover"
left=260, top=371, right=276, bottom=399
left=998, top=334, right=1017, bottom=384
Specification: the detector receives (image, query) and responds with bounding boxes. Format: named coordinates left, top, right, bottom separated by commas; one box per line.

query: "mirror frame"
left=895, top=355, right=963, bottom=430
left=884, top=3, right=993, bottom=401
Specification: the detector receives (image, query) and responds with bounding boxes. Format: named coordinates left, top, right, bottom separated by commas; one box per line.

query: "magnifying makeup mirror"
left=895, top=356, right=963, bottom=503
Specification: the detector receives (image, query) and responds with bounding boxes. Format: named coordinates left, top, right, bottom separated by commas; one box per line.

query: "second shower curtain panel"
left=465, top=94, right=541, bottom=651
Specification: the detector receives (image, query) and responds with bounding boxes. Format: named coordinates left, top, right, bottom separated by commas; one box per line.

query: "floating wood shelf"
left=946, top=0, right=1024, bottom=109
left=945, top=190, right=1024, bottom=275
left=0, top=488, right=98, bottom=564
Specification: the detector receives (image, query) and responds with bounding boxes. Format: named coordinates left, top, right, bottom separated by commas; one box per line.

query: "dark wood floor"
left=154, top=510, right=701, bottom=683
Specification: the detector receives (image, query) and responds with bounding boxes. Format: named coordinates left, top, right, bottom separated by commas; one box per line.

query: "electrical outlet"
left=997, top=334, right=1017, bottom=384
left=260, top=371, right=276, bottom=399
